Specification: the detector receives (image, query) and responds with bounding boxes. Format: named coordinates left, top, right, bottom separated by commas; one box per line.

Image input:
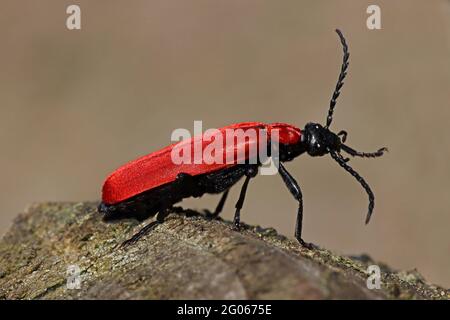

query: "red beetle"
left=98, top=30, right=387, bottom=247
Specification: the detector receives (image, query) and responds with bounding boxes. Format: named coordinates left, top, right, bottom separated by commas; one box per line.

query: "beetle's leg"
left=120, top=221, right=158, bottom=248
left=120, top=207, right=169, bottom=248
left=337, top=130, right=348, bottom=143
left=233, top=166, right=258, bottom=231
left=120, top=173, right=198, bottom=248
left=278, top=163, right=314, bottom=249
left=341, top=144, right=388, bottom=159
left=156, top=207, right=170, bottom=223
left=205, top=189, right=230, bottom=219
left=233, top=176, right=250, bottom=231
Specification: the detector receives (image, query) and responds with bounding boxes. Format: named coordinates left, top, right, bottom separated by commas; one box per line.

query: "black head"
left=302, top=122, right=341, bottom=157
left=300, top=29, right=387, bottom=224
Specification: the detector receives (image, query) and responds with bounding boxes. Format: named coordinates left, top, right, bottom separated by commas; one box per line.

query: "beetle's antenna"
left=329, top=150, right=374, bottom=224
left=325, top=29, right=350, bottom=129
left=341, top=144, right=388, bottom=159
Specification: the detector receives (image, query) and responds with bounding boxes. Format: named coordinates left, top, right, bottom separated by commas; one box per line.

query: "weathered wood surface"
left=0, top=202, right=448, bottom=299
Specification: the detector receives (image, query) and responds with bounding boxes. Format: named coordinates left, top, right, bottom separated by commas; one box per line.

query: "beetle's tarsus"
left=297, top=238, right=315, bottom=250
left=337, top=130, right=348, bottom=143
left=232, top=219, right=241, bottom=231
left=233, top=207, right=242, bottom=230
left=203, top=209, right=215, bottom=219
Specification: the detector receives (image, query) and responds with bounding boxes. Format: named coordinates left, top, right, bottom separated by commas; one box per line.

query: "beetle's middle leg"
left=278, top=163, right=314, bottom=249
left=199, top=165, right=249, bottom=219
left=232, top=165, right=258, bottom=231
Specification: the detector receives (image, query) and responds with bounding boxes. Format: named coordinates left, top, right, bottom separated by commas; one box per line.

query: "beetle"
left=98, top=29, right=387, bottom=247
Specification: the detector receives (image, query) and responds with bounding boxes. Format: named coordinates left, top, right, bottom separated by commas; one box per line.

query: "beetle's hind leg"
left=120, top=207, right=170, bottom=248
left=204, top=189, right=230, bottom=219
left=120, top=220, right=159, bottom=248
left=120, top=173, right=196, bottom=248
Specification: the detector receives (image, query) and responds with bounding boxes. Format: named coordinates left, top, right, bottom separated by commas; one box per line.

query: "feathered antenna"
left=325, top=29, right=350, bottom=129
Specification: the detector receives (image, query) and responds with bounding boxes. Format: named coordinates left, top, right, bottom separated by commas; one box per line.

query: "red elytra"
left=101, top=122, right=301, bottom=205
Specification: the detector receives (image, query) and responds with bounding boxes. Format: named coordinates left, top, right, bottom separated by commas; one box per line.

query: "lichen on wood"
left=0, top=202, right=448, bottom=299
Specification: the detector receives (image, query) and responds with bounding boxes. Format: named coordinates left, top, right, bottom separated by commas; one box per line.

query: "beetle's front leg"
left=278, top=163, right=314, bottom=249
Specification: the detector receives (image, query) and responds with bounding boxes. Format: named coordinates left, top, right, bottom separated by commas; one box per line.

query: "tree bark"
left=0, top=202, right=447, bottom=299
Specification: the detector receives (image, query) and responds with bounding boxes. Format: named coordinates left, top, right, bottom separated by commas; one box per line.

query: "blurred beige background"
left=1, top=0, right=449, bottom=287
